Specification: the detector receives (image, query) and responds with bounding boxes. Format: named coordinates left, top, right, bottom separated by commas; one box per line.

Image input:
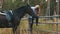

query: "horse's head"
left=25, top=4, right=37, bottom=17
left=25, top=4, right=39, bottom=26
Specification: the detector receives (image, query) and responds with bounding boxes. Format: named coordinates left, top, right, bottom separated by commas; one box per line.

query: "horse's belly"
left=0, top=22, right=13, bottom=28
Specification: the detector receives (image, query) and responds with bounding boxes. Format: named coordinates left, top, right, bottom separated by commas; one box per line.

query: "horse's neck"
left=13, top=12, right=21, bottom=21
left=12, top=6, right=27, bottom=20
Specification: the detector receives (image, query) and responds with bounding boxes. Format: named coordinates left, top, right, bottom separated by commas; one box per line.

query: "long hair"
left=35, top=5, right=41, bottom=16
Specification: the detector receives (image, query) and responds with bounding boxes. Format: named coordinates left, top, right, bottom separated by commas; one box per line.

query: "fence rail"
left=22, top=15, right=60, bottom=34
left=19, top=29, right=60, bottom=34
left=22, top=15, right=60, bottom=19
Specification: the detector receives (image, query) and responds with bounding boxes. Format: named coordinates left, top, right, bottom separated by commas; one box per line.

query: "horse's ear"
left=26, top=4, right=30, bottom=7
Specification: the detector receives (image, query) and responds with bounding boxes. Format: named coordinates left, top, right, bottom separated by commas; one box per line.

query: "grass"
left=0, top=18, right=60, bottom=34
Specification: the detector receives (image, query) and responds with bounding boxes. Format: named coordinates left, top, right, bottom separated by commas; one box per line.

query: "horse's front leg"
left=13, top=21, right=20, bottom=34
left=13, top=24, right=20, bottom=34
left=28, top=18, right=34, bottom=34
left=13, top=26, right=17, bottom=34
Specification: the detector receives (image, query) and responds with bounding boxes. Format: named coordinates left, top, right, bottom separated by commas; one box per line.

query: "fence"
left=0, top=0, right=60, bottom=34
left=0, top=15, right=60, bottom=34
left=19, top=29, right=60, bottom=34
left=24, top=0, right=60, bottom=34
left=20, top=15, right=60, bottom=34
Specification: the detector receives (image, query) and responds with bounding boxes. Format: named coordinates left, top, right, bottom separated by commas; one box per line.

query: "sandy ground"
left=0, top=18, right=60, bottom=34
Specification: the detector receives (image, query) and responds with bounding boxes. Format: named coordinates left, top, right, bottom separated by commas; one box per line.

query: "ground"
left=0, top=18, right=60, bottom=34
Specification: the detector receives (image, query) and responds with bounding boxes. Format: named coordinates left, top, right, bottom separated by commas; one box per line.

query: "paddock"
left=0, top=0, right=60, bottom=34
left=0, top=16, right=60, bottom=34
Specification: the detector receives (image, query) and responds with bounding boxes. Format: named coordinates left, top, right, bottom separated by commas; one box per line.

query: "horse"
left=0, top=4, right=38, bottom=34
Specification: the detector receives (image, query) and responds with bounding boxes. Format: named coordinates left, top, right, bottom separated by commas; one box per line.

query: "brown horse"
left=0, top=4, right=38, bottom=34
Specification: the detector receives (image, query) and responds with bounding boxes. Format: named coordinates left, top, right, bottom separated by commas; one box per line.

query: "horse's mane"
left=13, top=4, right=30, bottom=11
left=14, top=6, right=27, bottom=11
